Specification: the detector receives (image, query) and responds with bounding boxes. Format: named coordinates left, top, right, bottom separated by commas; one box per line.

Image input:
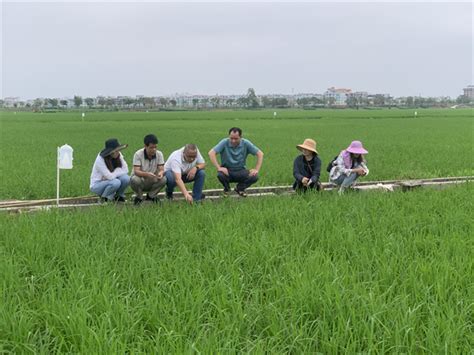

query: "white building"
left=3, top=97, right=21, bottom=108
left=463, top=85, right=474, bottom=100
left=324, top=87, right=352, bottom=106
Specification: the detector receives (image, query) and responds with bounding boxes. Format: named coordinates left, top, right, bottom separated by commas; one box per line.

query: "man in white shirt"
left=130, top=134, right=167, bottom=205
left=164, top=144, right=206, bottom=204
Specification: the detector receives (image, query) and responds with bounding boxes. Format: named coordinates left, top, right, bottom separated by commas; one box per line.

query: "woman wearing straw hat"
left=329, top=140, right=369, bottom=193
left=90, top=138, right=130, bottom=203
left=293, top=138, right=322, bottom=193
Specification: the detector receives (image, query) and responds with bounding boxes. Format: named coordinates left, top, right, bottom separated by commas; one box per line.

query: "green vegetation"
left=1, top=185, right=472, bottom=352
left=1, top=108, right=472, bottom=352
left=0, top=109, right=472, bottom=199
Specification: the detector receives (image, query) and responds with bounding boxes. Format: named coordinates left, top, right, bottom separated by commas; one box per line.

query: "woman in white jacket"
left=329, top=140, right=369, bottom=193
left=90, top=138, right=130, bottom=202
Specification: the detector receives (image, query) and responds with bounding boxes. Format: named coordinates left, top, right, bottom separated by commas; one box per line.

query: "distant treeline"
left=1, top=87, right=472, bottom=111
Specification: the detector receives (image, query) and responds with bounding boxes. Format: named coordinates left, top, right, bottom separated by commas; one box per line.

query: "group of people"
left=292, top=138, right=369, bottom=194
left=89, top=127, right=369, bottom=205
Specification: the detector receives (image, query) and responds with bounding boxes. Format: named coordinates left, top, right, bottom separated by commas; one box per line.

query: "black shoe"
left=114, top=195, right=126, bottom=203
left=134, top=197, right=143, bottom=206
left=193, top=194, right=206, bottom=203
left=234, top=188, right=247, bottom=197
left=99, top=197, right=111, bottom=204
left=192, top=193, right=206, bottom=199
left=145, top=194, right=160, bottom=204
left=166, top=192, right=174, bottom=200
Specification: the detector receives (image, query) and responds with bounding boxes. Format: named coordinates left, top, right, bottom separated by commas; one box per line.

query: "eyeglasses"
left=183, top=153, right=197, bottom=162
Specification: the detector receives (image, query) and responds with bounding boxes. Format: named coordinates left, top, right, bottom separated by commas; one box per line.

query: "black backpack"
left=326, top=156, right=338, bottom=173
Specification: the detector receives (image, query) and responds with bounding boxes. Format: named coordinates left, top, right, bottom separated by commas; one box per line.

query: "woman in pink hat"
left=328, top=140, right=369, bottom=192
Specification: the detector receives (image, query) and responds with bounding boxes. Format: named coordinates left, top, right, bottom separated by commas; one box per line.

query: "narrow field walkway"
left=1, top=176, right=472, bottom=213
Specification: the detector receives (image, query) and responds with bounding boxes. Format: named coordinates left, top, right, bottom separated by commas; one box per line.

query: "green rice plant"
left=0, top=184, right=472, bottom=352
left=0, top=108, right=472, bottom=199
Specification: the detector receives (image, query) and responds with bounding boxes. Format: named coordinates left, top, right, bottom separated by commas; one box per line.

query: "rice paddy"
left=0, top=108, right=472, bottom=199
left=0, top=108, right=472, bottom=352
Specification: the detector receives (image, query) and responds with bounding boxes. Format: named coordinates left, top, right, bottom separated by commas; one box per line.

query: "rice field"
left=0, top=108, right=472, bottom=199
left=0, top=108, right=473, bottom=352
left=1, top=185, right=472, bottom=352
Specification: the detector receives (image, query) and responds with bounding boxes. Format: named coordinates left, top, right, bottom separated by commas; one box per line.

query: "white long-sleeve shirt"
left=329, top=154, right=369, bottom=182
left=89, top=153, right=129, bottom=188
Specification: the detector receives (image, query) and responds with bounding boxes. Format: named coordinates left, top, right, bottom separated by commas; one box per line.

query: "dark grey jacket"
left=293, top=155, right=321, bottom=185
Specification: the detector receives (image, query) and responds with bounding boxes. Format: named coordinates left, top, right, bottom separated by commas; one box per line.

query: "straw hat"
left=297, top=138, right=318, bottom=154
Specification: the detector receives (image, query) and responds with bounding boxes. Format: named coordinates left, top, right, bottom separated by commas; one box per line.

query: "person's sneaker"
left=348, top=186, right=360, bottom=193
left=99, top=197, right=111, bottom=204
left=234, top=188, right=247, bottom=197
left=192, top=193, right=206, bottom=201
left=223, top=189, right=230, bottom=197
left=114, top=195, right=126, bottom=203
left=134, top=196, right=143, bottom=206
left=145, top=194, right=160, bottom=204
left=166, top=192, right=174, bottom=201
left=193, top=194, right=206, bottom=204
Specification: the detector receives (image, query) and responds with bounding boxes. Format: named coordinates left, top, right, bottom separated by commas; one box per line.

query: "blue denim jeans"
left=333, top=172, right=359, bottom=188
left=332, top=162, right=363, bottom=188
left=90, top=174, right=130, bottom=200
left=165, top=169, right=205, bottom=201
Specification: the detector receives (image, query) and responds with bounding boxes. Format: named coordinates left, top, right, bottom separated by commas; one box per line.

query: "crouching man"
left=208, top=127, right=263, bottom=197
left=130, top=134, right=167, bottom=205
left=164, top=144, right=206, bottom=204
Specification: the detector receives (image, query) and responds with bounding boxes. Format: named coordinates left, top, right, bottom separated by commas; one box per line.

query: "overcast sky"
left=2, top=1, right=472, bottom=99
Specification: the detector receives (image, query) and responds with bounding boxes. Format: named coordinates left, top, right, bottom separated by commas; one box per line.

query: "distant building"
left=350, top=91, right=368, bottom=99
left=463, top=85, right=474, bottom=99
left=324, top=87, right=352, bottom=106
left=3, top=97, right=20, bottom=108
left=294, top=93, right=324, bottom=100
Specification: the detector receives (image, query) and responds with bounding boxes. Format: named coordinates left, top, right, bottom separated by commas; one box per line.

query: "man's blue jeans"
left=90, top=175, right=130, bottom=200
left=165, top=169, right=205, bottom=201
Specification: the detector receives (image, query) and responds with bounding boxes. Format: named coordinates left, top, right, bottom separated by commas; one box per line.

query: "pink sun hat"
left=346, top=140, right=368, bottom=154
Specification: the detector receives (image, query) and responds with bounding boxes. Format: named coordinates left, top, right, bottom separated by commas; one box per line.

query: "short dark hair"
left=144, top=134, right=158, bottom=146
left=228, top=127, right=242, bottom=136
